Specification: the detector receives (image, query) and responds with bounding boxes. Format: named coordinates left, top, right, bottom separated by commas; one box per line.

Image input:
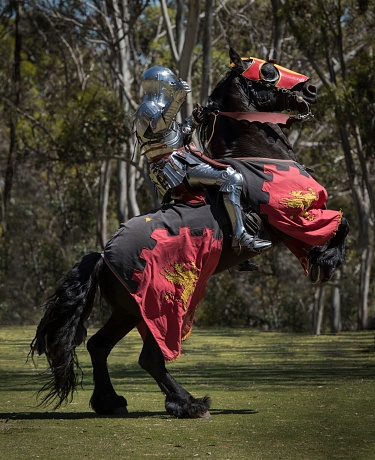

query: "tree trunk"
left=128, top=140, right=140, bottom=218
left=97, top=159, right=111, bottom=249
left=352, top=124, right=374, bottom=329
left=117, top=158, right=128, bottom=223
left=358, top=246, right=372, bottom=330
left=178, top=0, right=200, bottom=119
left=331, top=270, right=342, bottom=333
left=112, top=0, right=140, bottom=221
left=161, top=0, right=201, bottom=119
left=200, top=0, right=214, bottom=103
left=270, top=0, right=283, bottom=61
left=313, top=285, right=325, bottom=335
left=2, top=0, right=22, bottom=236
left=338, top=123, right=372, bottom=330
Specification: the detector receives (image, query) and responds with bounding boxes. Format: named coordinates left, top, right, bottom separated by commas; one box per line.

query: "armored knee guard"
left=187, top=164, right=272, bottom=253
left=187, top=164, right=246, bottom=239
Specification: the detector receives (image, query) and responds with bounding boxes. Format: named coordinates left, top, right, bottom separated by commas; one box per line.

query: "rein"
left=205, top=109, right=313, bottom=147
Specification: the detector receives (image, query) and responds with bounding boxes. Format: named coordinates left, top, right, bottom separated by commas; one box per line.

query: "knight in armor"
left=134, top=66, right=272, bottom=253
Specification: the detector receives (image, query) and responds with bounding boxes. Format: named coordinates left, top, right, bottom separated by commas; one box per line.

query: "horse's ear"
left=229, top=47, right=245, bottom=70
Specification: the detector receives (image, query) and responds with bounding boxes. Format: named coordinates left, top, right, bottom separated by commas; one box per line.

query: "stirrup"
left=232, top=232, right=272, bottom=254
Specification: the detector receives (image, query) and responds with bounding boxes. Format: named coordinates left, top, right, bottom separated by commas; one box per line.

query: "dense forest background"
left=0, top=0, right=374, bottom=333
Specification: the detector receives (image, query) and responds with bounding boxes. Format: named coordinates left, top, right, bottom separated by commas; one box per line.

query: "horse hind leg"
left=87, top=310, right=140, bottom=415
left=138, top=329, right=211, bottom=419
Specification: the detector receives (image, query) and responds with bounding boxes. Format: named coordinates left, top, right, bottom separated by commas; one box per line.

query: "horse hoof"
left=165, top=394, right=211, bottom=419
left=90, top=393, right=128, bottom=415
left=309, top=264, right=321, bottom=284
left=113, top=406, right=129, bottom=416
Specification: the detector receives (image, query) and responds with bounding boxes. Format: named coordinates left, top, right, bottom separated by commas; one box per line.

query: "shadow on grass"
left=94, top=358, right=375, bottom=389
left=1, top=351, right=374, bottom=396
left=0, top=411, right=165, bottom=420
left=0, top=408, right=257, bottom=420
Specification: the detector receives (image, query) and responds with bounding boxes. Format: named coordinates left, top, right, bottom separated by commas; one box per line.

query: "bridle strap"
left=205, top=110, right=301, bottom=149
left=204, top=109, right=313, bottom=150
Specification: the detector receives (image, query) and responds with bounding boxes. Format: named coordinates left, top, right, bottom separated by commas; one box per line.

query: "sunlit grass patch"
left=0, top=326, right=374, bottom=459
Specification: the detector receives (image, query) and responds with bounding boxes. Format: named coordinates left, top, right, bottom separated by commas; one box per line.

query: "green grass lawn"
left=0, top=326, right=374, bottom=459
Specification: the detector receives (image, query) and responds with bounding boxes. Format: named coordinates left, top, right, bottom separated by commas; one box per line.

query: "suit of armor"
left=135, top=66, right=271, bottom=253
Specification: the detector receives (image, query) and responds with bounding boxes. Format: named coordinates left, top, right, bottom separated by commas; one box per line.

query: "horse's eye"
left=260, top=63, right=279, bottom=84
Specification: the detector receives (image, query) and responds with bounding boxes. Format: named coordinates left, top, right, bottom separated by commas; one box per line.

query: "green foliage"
left=0, top=1, right=373, bottom=329
left=55, top=87, right=130, bottom=165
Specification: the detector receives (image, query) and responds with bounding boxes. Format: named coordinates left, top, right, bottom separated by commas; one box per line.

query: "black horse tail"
left=30, top=252, right=103, bottom=408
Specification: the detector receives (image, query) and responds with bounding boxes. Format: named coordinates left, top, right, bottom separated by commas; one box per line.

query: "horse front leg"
left=87, top=311, right=140, bottom=415
left=138, top=329, right=211, bottom=418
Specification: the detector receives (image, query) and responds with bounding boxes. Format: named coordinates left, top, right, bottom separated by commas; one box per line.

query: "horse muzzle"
left=302, top=81, right=318, bottom=104
left=294, top=80, right=318, bottom=105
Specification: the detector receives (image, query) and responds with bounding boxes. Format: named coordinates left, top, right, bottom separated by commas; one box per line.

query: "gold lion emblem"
left=162, top=262, right=200, bottom=310
left=280, top=187, right=318, bottom=221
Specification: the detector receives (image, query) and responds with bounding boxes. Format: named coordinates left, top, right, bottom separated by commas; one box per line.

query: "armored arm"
left=150, top=79, right=190, bottom=133
left=182, top=104, right=209, bottom=135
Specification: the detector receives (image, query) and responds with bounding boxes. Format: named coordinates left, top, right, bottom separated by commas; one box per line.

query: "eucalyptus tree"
left=23, top=1, right=152, bottom=246
left=0, top=0, right=136, bottom=319
left=0, top=0, right=372, bottom=331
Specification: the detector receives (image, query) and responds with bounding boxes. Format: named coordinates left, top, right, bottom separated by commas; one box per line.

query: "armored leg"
left=186, top=164, right=272, bottom=253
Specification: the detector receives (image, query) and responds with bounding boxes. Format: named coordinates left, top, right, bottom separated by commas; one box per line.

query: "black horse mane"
left=197, top=70, right=237, bottom=151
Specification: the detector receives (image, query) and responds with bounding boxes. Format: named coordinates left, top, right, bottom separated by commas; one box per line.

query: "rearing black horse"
left=30, top=48, right=348, bottom=419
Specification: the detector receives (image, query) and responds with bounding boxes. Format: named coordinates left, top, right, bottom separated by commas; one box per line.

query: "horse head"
left=199, top=48, right=317, bottom=159
left=227, top=47, right=317, bottom=115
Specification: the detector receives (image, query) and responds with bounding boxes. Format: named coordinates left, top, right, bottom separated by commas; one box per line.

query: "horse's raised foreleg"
left=87, top=311, right=140, bottom=415
left=138, top=329, right=211, bottom=418
left=308, top=216, right=349, bottom=283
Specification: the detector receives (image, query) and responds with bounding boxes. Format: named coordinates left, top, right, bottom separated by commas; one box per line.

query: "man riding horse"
left=135, top=60, right=344, bottom=278
left=134, top=66, right=272, bottom=254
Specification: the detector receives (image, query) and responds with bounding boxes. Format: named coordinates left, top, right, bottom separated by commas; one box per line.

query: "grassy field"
left=0, top=326, right=374, bottom=459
